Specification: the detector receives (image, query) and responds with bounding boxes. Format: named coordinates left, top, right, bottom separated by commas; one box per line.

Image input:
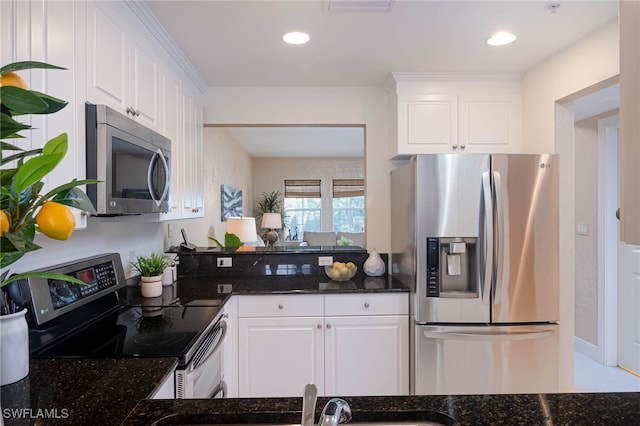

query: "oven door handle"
left=186, top=319, right=227, bottom=380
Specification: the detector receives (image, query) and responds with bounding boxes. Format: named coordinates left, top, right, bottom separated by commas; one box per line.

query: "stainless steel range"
left=14, top=253, right=227, bottom=399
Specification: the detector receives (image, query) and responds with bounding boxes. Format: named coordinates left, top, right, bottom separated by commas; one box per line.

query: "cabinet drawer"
left=324, top=293, right=409, bottom=316
left=238, top=295, right=323, bottom=318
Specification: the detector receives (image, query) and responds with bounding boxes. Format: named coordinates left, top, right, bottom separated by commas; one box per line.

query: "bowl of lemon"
left=324, top=261, right=357, bottom=281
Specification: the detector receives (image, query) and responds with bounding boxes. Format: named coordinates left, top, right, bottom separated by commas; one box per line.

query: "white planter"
left=0, top=308, right=29, bottom=386
left=140, top=275, right=163, bottom=298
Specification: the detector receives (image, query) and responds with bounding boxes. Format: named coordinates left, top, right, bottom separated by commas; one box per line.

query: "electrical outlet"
left=217, top=257, right=232, bottom=267
left=318, top=256, right=333, bottom=266
left=576, top=223, right=589, bottom=236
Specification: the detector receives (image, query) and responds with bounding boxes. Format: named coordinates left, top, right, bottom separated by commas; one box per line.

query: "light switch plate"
left=318, top=256, right=333, bottom=266
left=576, top=223, right=589, bottom=236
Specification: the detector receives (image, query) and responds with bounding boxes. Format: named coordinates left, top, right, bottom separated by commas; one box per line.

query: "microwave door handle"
left=148, top=149, right=170, bottom=206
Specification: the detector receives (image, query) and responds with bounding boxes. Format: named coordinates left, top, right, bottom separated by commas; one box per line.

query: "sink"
left=151, top=414, right=459, bottom=426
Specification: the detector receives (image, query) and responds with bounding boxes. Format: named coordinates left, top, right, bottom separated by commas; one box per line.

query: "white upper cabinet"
left=386, top=73, right=522, bottom=158
left=85, top=1, right=160, bottom=131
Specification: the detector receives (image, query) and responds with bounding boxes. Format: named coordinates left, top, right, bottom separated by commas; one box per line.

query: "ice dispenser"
left=426, top=237, right=478, bottom=297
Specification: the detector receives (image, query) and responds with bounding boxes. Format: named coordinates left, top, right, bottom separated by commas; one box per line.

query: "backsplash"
left=177, top=247, right=388, bottom=278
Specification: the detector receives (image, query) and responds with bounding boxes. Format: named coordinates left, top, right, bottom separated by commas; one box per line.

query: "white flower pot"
left=140, top=275, right=163, bottom=298
left=1, top=308, right=29, bottom=386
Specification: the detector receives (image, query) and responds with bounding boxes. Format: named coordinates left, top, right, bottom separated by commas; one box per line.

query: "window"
left=284, top=179, right=322, bottom=238
left=332, top=179, right=365, bottom=233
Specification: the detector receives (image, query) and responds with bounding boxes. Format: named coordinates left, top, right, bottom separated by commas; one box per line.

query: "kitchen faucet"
left=318, top=398, right=352, bottom=426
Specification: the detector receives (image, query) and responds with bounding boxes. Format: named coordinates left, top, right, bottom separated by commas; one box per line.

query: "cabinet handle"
left=326, top=324, right=331, bottom=329
left=364, top=302, right=370, bottom=308
left=460, top=144, right=466, bottom=150
left=452, top=144, right=458, bottom=150
left=278, top=304, right=284, bottom=310
left=317, top=324, right=322, bottom=329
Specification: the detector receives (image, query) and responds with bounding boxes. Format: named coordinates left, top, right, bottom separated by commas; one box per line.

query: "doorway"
left=570, top=82, right=640, bottom=385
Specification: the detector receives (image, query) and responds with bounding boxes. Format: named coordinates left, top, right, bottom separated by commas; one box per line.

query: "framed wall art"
left=221, top=185, right=243, bottom=221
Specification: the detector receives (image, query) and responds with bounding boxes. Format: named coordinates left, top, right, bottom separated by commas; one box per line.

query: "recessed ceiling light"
left=486, top=31, right=517, bottom=46
left=283, top=31, right=310, bottom=45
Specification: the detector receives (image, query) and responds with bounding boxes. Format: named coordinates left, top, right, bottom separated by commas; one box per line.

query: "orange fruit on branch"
left=0, top=72, right=29, bottom=90
left=0, top=210, right=10, bottom=236
left=36, top=201, right=75, bottom=240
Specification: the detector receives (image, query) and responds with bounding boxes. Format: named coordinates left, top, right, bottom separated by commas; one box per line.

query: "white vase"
left=140, top=275, right=163, bottom=297
left=363, top=248, right=386, bottom=277
left=0, top=308, right=29, bottom=386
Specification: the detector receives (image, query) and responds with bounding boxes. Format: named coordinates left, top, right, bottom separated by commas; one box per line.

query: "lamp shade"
left=226, top=217, right=257, bottom=243
left=261, top=212, right=282, bottom=229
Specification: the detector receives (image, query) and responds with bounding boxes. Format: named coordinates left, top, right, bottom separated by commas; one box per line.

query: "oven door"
left=175, top=317, right=228, bottom=398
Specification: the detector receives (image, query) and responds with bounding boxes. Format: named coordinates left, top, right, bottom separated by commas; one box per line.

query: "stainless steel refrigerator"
left=391, top=154, right=560, bottom=395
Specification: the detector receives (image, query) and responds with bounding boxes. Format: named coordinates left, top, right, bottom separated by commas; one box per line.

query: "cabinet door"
left=129, top=40, right=160, bottom=130
left=86, top=2, right=127, bottom=110
left=324, top=315, right=409, bottom=396
left=458, top=94, right=521, bottom=153
left=238, top=317, right=324, bottom=397
left=399, top=94, right=458, bottom=154
left=159, top=72, right=182, bottom=220
left=180, top=91, right=204, bottom=218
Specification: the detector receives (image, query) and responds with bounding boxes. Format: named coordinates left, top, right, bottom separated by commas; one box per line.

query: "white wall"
left=521, top=18, right=619, bottom=392
left=4, top=219, right=164, bottom=278
left=203, top=87, right=390, bottom=252
left=522, top=20, right=619, bottom=153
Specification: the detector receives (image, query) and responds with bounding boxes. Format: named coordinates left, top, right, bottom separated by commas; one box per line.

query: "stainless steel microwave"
left=85, top=103, right=171, bottom=215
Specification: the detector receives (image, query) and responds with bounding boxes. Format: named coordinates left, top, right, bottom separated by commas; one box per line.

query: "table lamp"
left=261, top=212, right=282, bottom=248
left=225, top=217, right=257, bottom=245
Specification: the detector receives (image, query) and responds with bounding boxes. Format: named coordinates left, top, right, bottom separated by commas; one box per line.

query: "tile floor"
left=574, top=351, right=640, bottom=392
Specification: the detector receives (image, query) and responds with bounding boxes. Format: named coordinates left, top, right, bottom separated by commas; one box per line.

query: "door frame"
left=597, top=114, right=619, bottom=366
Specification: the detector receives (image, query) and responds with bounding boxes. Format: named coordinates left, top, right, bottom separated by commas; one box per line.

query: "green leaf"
left=0, top=141, right=26, bottom=151
left=12, top=134, right=67, bottom=193
left=0, top=61, right=66, bottom=74
left=42, top=133, right=68, bottom=157
left=1, top=271, right=85, bottom=289
left=0, top=86, right=49, bottom=114
left=224, top=232, right=243, bottom=248
left=0, top=113, right=31, bottom=139
left=1, top=148, right=42, bottom=167
left=26, top=91, right=67, bottom=115
left=50, top=186, right=98, bottom=215
left=208, top=236, right=223, bottom=248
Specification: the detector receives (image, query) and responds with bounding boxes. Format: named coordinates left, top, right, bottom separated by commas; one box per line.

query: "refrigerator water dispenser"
left=426, top=237, right=478, bottom=298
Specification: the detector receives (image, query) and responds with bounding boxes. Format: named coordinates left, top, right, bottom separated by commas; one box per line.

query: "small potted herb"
left=131, top=253, right=171, bottom=297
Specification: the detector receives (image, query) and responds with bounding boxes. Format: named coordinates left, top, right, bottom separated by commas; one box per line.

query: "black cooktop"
left=31, top=302, right=220, bottom=366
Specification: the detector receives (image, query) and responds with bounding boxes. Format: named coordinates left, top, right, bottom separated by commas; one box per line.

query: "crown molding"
left=124, top=0, right=208, bottom=93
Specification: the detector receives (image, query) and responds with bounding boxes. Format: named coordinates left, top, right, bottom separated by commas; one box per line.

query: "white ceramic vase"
left=363, top=248, right=386, bottom=277
left=0, top=308, right=29, bottom=385
left=140, top=275, right=163, bottom=298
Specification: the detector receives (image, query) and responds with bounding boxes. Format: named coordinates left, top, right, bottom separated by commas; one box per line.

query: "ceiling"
left=223, top=126, right=365, bottom=158
left=144, top=0, right=618, bottom=87
left=143, top=0, right=619, bottom=157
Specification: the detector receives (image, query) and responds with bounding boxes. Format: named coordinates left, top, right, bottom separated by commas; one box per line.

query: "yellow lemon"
left=0, top=72, right=29, bottom=90
left=36, top=202, right=75, bottom=240
left=0, top=210, right=10, bottom=236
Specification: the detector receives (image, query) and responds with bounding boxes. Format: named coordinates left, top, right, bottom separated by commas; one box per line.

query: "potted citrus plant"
left=131, top=252, right=171, bottom=298
left=0, top=61, right=98, bottom=385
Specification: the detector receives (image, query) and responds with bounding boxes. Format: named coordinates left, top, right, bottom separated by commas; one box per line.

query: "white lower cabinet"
left=237, top=293, right=409, bottom=398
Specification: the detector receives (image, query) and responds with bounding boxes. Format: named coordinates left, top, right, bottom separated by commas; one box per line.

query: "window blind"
left=333, top=179, right=365, bottom=198
left=284, top=179, right=321, bottom=198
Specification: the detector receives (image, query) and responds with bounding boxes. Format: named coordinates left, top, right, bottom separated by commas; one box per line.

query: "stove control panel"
left=26, top=253, right=126, bottom=325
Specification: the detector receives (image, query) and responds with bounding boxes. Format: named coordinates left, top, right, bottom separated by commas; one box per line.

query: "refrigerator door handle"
left=423, top=329, right=555, bottom=342
left=493, top=171, right=506, bottom=305
left=481, top=171, right=493, bottom=305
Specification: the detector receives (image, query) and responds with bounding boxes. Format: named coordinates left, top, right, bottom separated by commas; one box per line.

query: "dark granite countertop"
left=122, top=393, right=640, bottom=426
left=0, top=357, right=177, bottom=426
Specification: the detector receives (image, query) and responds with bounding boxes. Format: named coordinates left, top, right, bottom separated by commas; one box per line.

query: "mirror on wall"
left=216, top=125, right=366, bottom=247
